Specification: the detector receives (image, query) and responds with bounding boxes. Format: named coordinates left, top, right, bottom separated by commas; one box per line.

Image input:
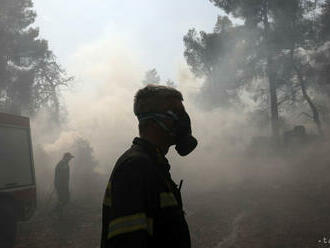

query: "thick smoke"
left=31, top=34, right=144, bottom=205
left=28, top=33, right=330, bottom=248
left=31, top=33, right=260, bottom=196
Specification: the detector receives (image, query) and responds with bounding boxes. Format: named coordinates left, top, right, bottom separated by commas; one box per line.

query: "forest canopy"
left=184, top=0, right=330, bottom=137
left=0, top=0, right=72, bottom=122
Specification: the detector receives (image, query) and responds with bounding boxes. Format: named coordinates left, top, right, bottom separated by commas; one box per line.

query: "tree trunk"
left=263, top=0, right=280, bottom=140
left=294, top=65, right=324, bottom=136
left=51, top=85, right=60, bottom=124
left=268, top=58, right=280, bottom=140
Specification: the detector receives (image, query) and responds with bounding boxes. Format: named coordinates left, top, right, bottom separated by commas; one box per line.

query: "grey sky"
left=33, top=0, right=223, bottom=81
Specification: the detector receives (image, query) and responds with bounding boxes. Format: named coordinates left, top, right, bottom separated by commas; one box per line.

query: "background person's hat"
left=63, top=152, right=74, bottom=159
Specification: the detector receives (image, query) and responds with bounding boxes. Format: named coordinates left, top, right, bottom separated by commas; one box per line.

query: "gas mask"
left=137, top=110, right=198, bottom=156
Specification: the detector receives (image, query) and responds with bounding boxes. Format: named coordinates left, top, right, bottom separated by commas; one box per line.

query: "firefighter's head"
left=134, top=84, right=197, bottom=156
left=63, top=152, right=74, bottom=162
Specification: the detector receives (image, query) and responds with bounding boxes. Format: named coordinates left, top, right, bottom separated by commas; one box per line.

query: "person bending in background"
left=54, top=152, right=74, bottom=218
left=101, top=85, right=198, bottom=248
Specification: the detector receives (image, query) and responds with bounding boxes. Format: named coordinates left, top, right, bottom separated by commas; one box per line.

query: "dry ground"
left=14, top=143, right=330, bottom=248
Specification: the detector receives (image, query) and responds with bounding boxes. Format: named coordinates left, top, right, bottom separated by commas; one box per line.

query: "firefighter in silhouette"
left=101, top=85, right=198, bottom=248
left=54, top=152, right=74, bottom=218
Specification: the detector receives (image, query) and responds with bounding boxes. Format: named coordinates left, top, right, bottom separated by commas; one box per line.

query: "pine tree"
left=0, top=0, right=72, bottom=121
left=142, top=68, right=160, bottom=85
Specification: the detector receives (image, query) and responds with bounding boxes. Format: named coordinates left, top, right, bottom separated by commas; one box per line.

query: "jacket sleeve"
left=102, top=157, right=154, bottom=248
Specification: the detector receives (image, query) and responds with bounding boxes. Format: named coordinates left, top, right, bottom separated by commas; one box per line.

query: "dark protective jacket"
left=54, top=159, right=70, bottom=203
left=101, top=137, right=191, bottom=248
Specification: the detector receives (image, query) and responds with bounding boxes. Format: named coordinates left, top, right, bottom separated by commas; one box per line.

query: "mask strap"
left=137, top=112, right=177, bottom=136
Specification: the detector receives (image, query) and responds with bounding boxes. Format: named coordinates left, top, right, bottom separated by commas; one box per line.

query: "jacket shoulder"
left=111, top=146, right=153, bottom=178
left=55, top=161, right=63, bottom=171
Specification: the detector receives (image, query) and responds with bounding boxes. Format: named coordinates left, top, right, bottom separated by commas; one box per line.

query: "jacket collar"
left=132, top=137, right=170, bottom=171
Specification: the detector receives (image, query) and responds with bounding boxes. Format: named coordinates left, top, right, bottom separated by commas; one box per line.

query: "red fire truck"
left=0, top=112, right=36, bottom=248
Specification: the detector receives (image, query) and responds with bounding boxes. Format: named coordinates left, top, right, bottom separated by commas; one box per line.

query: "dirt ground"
left=14, top=146, right=330, bottom=248
left=15, top=201, right=102, bottom=248
left=14, top=187, right=330, bottom=248
left=14, top=196, right=226, bottom=248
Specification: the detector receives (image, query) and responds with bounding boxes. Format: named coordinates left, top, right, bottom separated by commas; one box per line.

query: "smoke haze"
left=27, top=23, right=330, bottom=248
left=30, top=32, right=261, bottom=193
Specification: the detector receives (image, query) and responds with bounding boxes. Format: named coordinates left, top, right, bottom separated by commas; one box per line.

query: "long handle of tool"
left=179, top=179, right=183, bottom=191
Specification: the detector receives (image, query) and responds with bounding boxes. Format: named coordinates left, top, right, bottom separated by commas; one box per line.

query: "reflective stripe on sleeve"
left=103, top=182, right=112, bottom=207
left=160, top=192, right=178, bottom=208
left=108, top=213, right=153, bottom=239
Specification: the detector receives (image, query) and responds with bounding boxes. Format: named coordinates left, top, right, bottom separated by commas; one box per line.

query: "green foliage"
left=184, top=0, right=330, bottom=133
left=142, top=68, right=160, bottom=85
left=166, top=79, right=175, bottom=87
left=209, top=0, right=264, bottom=26
left=184, top=17, right=261, bottom=107
left=0, top=0, right=72, bottom=121
left=321, top=0, right=330, bottom=41
left=214, top=15, right=233, bottom=33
